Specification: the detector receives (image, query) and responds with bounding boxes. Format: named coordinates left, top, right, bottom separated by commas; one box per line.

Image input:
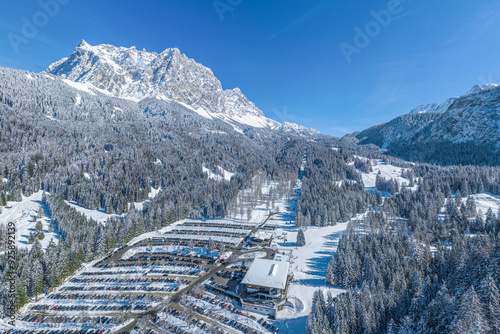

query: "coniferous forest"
left=307, top=164, right=500, bottom=334
left=0, top=63, right=500, bottom=334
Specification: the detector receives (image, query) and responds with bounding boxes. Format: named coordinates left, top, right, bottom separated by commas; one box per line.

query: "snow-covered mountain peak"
left=77, top=39, right=90, bottom=48
left=47, top=41, right=236, bottom=107
left=468, top=83, right=500, bottom=95
left=45, top=41, right=321, bottom=136
left=408, top=84, right=500, bottom=116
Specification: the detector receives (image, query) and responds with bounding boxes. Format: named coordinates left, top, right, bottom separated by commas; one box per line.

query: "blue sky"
left=1, top=0, right=500, bottom=136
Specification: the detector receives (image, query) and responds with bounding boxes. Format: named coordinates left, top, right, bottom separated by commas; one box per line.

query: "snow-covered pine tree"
left=297, top=228, right=306, bottom=246
left=452, top=285, right=490, bottom=334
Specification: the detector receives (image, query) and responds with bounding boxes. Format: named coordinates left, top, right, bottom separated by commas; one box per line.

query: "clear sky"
left=1, top=0, right=500, bottom=136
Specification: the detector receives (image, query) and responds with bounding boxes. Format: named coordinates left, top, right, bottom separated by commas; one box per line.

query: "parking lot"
left=12, top=216, right=275, bottom=333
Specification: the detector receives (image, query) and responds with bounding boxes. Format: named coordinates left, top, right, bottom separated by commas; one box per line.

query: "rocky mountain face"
left=408, top=98, right=456, bottom=115
left=355, top=85, right=500, bottom=165
left=46, top=40, right=320, bottom=136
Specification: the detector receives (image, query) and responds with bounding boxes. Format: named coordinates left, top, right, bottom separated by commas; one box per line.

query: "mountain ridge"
left=45, top=40, right=320, bottom=137
left=355, top=84, right=500, bottom=165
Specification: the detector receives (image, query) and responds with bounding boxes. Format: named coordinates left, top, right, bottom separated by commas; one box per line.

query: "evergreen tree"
left=398, top=316, right=415, bottom=334
left=35, top=220, right=43, bottom=233
left=478, top=275, right=500, bottom=331
left=208, top=237, right=215, bottom=254
left=28, top=232, right=35, bottom=244
left=452, top=286, right=490, bottom=334
left=297, top=228, right=306, bottom=246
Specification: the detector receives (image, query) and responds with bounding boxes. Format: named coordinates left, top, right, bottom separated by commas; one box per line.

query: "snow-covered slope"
left=467, top=83, right=500, bottom=95
left=46, top=40, right=319, bottom=136
left=202, top=165, right=235, bottom=182
left=355, top=112, right=441, bottom=149
left=411, top=85, right=500, bottom=146
left=0, top=191, right=60, bottom=251
left=356, top=84, right=500, bottom=164
left=409, top=97, right=456, bottom=114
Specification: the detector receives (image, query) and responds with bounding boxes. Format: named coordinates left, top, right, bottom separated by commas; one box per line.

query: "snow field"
left=238, top=252, right=267, bottom=260
left=66, top=200, right=121, bottom=224
left=360, top=159, right=409, bottom=188
left=66, top=186, right=163, bottom=223
left=130, top=186, right=163, bottom=211
left=203, top=164, right=235, bottom=182
left=442, top=192, right=500, bottom=220
left=467, top=192, right=500, bottom=218
left=0, top=190, right=60, bottom=251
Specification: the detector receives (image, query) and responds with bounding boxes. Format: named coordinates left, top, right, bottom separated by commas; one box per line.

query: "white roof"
left=251, top=231, right=273, bottom=240
left=173, top=225, right=250, bottom=235
left=241, top=259, right=289, bottom=290
left=161, top=234, right=241, bottom=244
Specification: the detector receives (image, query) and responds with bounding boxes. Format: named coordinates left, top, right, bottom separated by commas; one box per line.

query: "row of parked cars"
left=184, top=298, right=266, bottom=334
left=122, top=251, right=216, bottom=264
left=3, top=329, right=106, bottom=334
left=216, top=269, right=245, bottom=281
left=189, top=290, right=280, bottom=333
left=157, top=307, right=225, bottom=334
left=81, top=269, right=141, bottom=275
left=31, top=303, right=142, bottom=312
left=125, top=254, right=212, bottom=267
left=19, top=315, right=113, bottom=325
left=69, top=276, right=176, bottom=284
left=47, top=292, right=161, bottom=303
left=61, top=284, right=178, bottom=292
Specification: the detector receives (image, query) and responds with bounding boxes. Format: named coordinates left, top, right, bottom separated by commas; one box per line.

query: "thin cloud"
left=270, top=0, right=336, bottom=39
left=444, top=4, right=500, bottom=47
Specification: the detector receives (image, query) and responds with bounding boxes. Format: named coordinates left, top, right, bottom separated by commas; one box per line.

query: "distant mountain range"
left=46, top=40, right=320, bottom=137
left=353, top=84, right=500, bottom=165
left=2, top=39, right=500, bottom=165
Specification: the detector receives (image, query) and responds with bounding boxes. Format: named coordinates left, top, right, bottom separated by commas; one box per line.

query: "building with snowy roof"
left=240, top=259, right=291, bottom=316
left=242, top=259, right=289, bottom=297
left=248, top=231, right=273, bottom=246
